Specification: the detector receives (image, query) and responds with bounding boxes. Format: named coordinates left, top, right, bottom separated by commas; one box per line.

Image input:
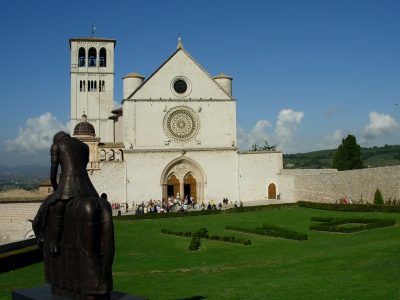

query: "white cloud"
left=6, top=113, right=69, bottom=153
left=362, top=111, right=399, bottom=140
left=275, top=109, right=304, bottom=153
left=237, top=108, right=304, bottom=153
left=321, top=129, right=346, bottom=149
left=237, top=120, right=272, bottom=150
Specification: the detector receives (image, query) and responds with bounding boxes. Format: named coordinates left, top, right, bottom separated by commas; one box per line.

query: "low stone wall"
left=281, top=165, right=400, bottom=203
left=0, top=202, right=41, bottom=244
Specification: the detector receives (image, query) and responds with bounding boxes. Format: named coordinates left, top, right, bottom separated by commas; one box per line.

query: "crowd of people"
left=110, top=195, right=243, bottom=215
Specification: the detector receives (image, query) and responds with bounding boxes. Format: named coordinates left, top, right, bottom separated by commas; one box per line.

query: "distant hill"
left=0, top=164, right=49, bottom=191
left=284, top=144, right=400, bottom=169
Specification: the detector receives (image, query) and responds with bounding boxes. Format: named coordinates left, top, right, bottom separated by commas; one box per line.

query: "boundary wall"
left=280, top=165, right=400, bottom=203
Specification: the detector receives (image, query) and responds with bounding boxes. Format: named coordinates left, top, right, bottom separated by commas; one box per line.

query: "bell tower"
left=69, top=36, right=116, bottom=143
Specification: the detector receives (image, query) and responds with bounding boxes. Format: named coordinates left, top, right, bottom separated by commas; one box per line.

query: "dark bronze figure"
left=33, top=131, right=114, bottom=300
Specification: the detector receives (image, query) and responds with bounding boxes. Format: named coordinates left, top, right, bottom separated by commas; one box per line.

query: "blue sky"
left=0, top=0, right=399, bottom=166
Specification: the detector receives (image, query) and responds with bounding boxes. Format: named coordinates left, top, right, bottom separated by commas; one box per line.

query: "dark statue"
left=32, top=131, right=114, bottom=300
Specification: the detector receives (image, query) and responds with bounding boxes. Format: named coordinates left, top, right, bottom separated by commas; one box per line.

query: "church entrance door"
left=167, top=175, right=180, bottom=198
left=184, top=174, right=197, bottom=201
left=268, top=183, right=276, bottom=199
left=161, top=157, right=205, bottom=203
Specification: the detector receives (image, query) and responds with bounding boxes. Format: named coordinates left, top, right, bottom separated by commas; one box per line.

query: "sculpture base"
left=12, top=285, right=147, bottom=300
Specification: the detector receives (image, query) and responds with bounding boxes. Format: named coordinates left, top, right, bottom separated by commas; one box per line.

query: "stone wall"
left=238, top=151, right=283, bottom=202
left=89, top=161, right=126, bottom=203
left=0, top=202, right=41, bottom=244
left=280, top=165, right=400, bottom=203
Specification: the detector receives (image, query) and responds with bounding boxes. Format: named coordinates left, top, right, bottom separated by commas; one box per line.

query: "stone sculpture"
left=32, top=131, right=114, bottom=300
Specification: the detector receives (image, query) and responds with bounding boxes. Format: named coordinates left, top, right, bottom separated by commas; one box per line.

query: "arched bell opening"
left=78, top=47, right=86, bottom=67
left=88, top=47, right=97, bottom=67
left=99, top=47, right=107, bottom=67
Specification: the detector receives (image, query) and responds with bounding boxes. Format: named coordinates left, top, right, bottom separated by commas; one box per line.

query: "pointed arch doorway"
left=167, top=175, right=180, bottom=198
left=184, top=174, right=197, bottom=200
left=161, top=157, right=206, bottom=203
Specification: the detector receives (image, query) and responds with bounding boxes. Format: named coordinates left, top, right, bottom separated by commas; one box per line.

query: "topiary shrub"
left=309, top=217, right=395, bottom=233
left=226, top=224, right=308, bottom=241
left=374, top=188, right=384, bottom=205
left=188, top=236, right=201, bottom=251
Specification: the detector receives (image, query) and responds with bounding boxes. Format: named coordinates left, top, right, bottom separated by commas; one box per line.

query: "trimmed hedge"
left=226, top=224, right=308, bottom=241
left=161, top=227, right=251, bottom=250
left=115, top=203, right=297, bottom=221
left=309, top=217, right=396, bottom=233
left=299, top=201, right=400, bottom=213
left=209, top=235, right=251, bottom=245
left=188, top=237, right=201, bottom=251
left=192, top=228, right=209, bottom=238
left=160, top=229, right=192, bottom=237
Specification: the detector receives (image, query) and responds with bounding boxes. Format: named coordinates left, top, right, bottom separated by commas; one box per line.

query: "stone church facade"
left=69, top=36, right=285, bottom=204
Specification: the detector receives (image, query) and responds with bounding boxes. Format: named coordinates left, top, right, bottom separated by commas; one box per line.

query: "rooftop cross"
left=177, top=32, right=183, bottom=49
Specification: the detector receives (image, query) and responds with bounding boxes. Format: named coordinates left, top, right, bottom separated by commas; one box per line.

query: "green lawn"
left=1, top=206, right=400, bottom=299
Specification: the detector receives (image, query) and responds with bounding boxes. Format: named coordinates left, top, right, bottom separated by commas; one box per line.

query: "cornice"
left=71, top=71, right=115, bottom=75
left=123, top=98, right=236, bottom=103
left=124, top=147, right=238, bottom=154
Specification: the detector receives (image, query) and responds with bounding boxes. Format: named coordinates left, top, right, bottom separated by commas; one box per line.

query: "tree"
left=374, top=188, right=384, bottom=205
left=332, top=135, right=363, bottom=170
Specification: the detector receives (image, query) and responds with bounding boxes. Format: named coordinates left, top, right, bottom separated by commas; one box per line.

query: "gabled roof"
left=126, top=46, right=233, bottom=100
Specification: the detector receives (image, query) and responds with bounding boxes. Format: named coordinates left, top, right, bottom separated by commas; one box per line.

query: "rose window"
left=163, top=106, right=200, bottom=142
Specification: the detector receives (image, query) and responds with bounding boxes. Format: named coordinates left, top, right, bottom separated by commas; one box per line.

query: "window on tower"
left=99, top=48, right=106, bottom=67
left=88, top=47, right=97, bottom=67
left=99, top=80, right=105, bottom=92
left=78, top=48, right=86, bottom=67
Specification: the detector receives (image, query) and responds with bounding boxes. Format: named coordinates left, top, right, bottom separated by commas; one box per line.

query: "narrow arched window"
left=78, top=47, right=86, bottom=67
left=94, top=81, right=97, bottom=91
left=80, top=81, right=83, bottom=92
left=88, top=47, right=97, bottom=67
left=83, top=81, right=86, bottom=91
left=102, top=80, right=105, bottom=91
left=99, top=80, right=102, bottom=92
left=99, top=48, right=106, bottom=67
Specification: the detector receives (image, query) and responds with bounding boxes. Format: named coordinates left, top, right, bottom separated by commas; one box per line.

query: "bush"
left=206, top=234, right=251, bottom=245
left=161, top=228, right=251, bottom=248
left=226, top=224, right=308, bottom=241
left=309, top=217, right=395, bottom=233
left=298, top=201, right=400, bottom=213
left=160, top=229, right=192, bottom=237
left=374, top=188, right=384, bottom=205
left=188, top=237, right=201, bottom=251
left=192, top=228, right=209, bottom=238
